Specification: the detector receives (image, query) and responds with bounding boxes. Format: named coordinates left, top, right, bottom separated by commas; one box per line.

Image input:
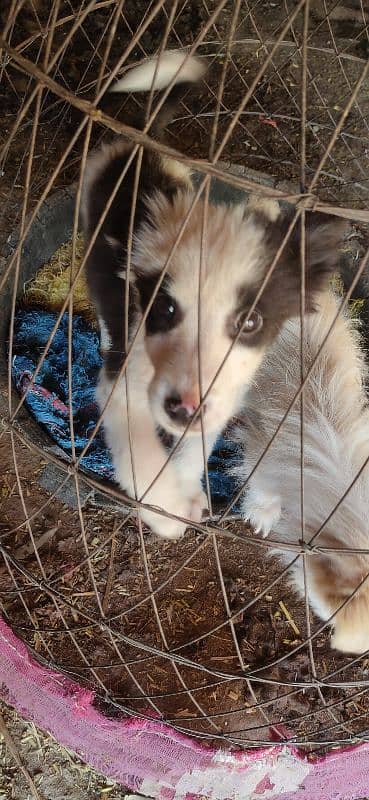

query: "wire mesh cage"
left=2, top=1, right=369, bottom=796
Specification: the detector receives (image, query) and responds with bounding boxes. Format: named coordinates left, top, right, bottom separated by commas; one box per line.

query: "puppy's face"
left=132, top=195, right=270, bottom=436
left=131, top=192, right=344, bottom=437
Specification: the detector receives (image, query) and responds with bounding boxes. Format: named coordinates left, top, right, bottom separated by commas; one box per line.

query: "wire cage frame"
left=2, top=1, right=369, bottom=798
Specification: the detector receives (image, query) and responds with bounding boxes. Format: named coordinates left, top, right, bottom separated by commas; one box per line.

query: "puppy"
left=236, top=284, right=369, bottom=654
left=81, top=49, right=346, bottom=540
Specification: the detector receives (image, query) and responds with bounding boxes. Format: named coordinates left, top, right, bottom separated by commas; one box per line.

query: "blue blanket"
left=12, top=309, right=240, bottom=508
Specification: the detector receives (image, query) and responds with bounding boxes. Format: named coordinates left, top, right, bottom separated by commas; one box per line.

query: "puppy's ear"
left=82, top=144, right=192, bottom=251
left=255, top=210, right=347, bottom=325
left=305, top=211, right=347, bottom=276
left=298, top=212, right=348, bottom=309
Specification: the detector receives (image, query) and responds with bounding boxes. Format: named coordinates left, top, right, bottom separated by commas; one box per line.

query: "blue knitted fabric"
left=11, top=308, right=240, bottom=508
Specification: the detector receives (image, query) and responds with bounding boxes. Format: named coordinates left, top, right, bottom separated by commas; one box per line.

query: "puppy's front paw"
left=141, top=487, right=208, bottom=540
left=141, top=505, right=188, bottom=541
left=188, top=488, right=209, bottom=524
left=139, top=475, right=192, bottom=540
left=242, top=489, right=281, bottom=537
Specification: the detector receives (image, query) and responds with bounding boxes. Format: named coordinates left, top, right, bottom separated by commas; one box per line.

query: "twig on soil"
left=102, top=527, right=117, bottom=615
left=279, top=600, right=301, bottom=637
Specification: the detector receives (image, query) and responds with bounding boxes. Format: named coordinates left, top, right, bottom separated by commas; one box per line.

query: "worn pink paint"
left=255, top=775, right=275, bottom=794
left=0, top=617, right=368, bottom=800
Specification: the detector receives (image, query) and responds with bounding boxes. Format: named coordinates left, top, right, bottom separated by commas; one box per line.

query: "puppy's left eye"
left=146, top=291, right=180, bottom=334
left=234, top=309, right=263, bottom=338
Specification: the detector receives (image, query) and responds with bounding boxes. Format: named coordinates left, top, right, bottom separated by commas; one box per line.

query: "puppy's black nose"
left=164, top=392, right=205, bottom=426
left=165, top=393, right=189, bottom=425
left=164, top=394, right=206, bottom=426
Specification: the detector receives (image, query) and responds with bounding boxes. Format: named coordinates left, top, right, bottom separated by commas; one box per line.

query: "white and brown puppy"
left=236, top=285, right=369, bottom=654
left=82, top=50, right=345, bottom=540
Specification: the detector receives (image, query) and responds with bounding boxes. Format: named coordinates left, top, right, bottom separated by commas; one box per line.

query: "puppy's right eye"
left=234, top=309, right=263, bottom=337
left=146, top=291, right=181, bottom=334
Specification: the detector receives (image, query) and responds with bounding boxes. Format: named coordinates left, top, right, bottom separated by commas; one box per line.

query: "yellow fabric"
left=24, top=234, right=96, bottom=324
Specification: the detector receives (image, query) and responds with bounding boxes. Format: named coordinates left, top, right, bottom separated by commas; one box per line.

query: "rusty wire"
left=1, top=0, right=369, bottom=752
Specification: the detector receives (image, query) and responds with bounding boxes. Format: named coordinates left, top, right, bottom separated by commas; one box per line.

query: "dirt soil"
left=2, top=0, right=369, bottom=794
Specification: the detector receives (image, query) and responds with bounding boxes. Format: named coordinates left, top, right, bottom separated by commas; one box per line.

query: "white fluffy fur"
left=111, top=50, right=206, bottom=94
left=237, top=290, right=369, bottom=653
